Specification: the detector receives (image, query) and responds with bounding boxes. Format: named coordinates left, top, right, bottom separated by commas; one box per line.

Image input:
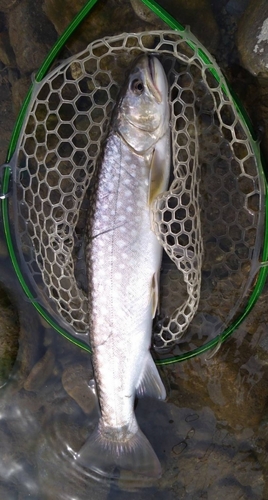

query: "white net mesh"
left=9, top=30, right=265, bottom=352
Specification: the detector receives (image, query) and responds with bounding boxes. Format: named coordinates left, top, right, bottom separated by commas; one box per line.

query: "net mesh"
left=9, top=30, right=264, bottom=352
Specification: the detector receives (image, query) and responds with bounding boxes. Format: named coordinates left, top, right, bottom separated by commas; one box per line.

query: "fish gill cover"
left=1, top=29, right=266, bottom=362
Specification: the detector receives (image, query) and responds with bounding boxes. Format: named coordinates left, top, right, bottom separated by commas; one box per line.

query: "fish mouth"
left=146, top=56, right=162, bottom=104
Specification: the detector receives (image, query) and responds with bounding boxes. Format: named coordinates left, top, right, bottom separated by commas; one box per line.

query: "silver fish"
left=77, top=55, right=170, bottom=478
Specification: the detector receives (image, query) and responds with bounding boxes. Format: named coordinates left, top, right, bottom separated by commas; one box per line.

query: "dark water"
left=1, top=0, right=268, bottom=499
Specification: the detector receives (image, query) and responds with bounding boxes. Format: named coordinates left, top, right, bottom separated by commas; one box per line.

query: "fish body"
left=77, top=55, right=170, bottom=478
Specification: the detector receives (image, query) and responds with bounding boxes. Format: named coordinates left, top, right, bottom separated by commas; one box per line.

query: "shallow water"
left=1, top=0, right=268, bottom=499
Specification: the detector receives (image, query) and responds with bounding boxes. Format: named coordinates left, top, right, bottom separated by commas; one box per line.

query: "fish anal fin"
left=136, top=354, right=166, bottom=400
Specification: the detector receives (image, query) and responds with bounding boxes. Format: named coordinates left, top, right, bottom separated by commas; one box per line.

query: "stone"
left=24, top=347, right=55, bottom=391
left=237, top=0, right=268, bottom=76
left=0, top=31, right=15, bottom=66
left=0, top=484, right=17, bottom=499
left=130, top=0, right=166, bottom=26
left=0, top=65, right=13, bottom=164
left=0, top=285, right=19, bottom=387
left=44, top=0, right=170, bottom=55
left=62, top=362, right=96, bottom=415
left=156, top=0, right=219, bottom=54
left=0, top=0, right=19, bottom=12
left=11, top=74, right=30, bottom=116
left=8, top=0, right=57, bottom=74
left=225, top=0, right=250, bottom=17
left=166, top=289, right=268, bottom=430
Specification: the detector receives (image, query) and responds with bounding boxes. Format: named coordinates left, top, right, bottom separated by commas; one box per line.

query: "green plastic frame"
left=1, top=0, right=268, bottom=365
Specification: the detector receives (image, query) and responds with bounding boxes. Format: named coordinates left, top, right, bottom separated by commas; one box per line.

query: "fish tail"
left=76, top=420, right=161, bottom=478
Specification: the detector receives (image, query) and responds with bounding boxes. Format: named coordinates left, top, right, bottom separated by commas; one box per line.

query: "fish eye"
left=131, top=78, right=144, bottom=95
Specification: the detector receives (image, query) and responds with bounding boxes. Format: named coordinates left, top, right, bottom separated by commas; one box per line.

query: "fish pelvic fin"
left=151, top=271, right=160, bottom=319
left=76, top=420, right=162, bottom=478
left=136, top=354, right=166, bottom=400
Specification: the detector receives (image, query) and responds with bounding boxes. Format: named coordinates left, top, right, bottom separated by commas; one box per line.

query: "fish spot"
left=117, top=239, right=126, bottom=248
left=114, top=272, right=122, bottom=280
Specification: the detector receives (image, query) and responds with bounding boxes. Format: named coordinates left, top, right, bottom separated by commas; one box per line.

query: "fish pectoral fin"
left=136, top=354, right=166, bottom=400
left=148, top=148, right=167, bottom=206
left=151, top=272, right=160, bottom=319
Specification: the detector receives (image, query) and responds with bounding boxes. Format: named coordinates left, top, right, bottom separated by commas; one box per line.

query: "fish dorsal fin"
left=136, top=354, right=166, bottom=400
left=151, top=271, right=159, bottom=319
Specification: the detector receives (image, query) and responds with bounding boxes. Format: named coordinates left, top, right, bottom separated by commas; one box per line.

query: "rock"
left=13, top=302, right=45, bottom=385
left=0, top=237, right=8, bottom=259
left=225, top=0, right=250, bottom=17
left=0, top=31, right=15, bottom=66
left=0, top=0, right=19, bottom=12
left=62, top=362, right=96, bottom=415
left=0, top=285, right=19, bottom=386
left=156, top=0, right=219, bottom=54
left=237, top=0, right=268, bottom=76
left=0, top=484, right=17, bottom=500
left=166, top=286, right=268, bottom=430
left=24, top=347, right=55, bottom=391
left=8, top=0, right=57, bottom=74
left=0, top=66, right=13, bottom=164
left=130, top=0, right=166, bottom=26
left=11, top=74, right=30, bottom=116
left=44, top=0, right=169, bottom=55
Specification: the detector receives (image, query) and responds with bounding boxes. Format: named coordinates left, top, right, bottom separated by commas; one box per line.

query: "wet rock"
left=156, top=0, right=219, bottom=54
left=130, top=0, right=166, bottom=26
left=4, top=389, right=43, bottom=426
left=0, top=66, right=13, bottom=164
left=0, top=484, right=17, bottom=500
left=0, top=0, right=19, bottom=12
left=225, top=0, right=250, bottom=17
left=0, top=237, right=8, bottom=259
left=0, top=31, right=15, bottom=66
left=24, top=347, right=55, bottom=391
left=8, top=0, right=57, bottom=74
left=166, top=287, right=268, bottom=429
left=11, top=74, right=31, bottom=117
left=0, top=285, right=19, bottom=386
left=14, top=303, right=46, bottom=385
left=62, top=362, right=95, bottom=415
left=237, top=0, right=268, bottom=76
left=44, top=0, right=168, bottom=55
left=0, top=424, right=38, bottom=498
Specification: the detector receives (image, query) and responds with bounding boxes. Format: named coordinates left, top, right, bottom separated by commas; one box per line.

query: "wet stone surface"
left=237, top=0, right=268, bottom=76
left=0, top=0, right=268, bottom=499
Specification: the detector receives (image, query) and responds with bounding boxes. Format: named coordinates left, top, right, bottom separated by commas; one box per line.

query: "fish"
left=77, top=54, right=170, bottom=478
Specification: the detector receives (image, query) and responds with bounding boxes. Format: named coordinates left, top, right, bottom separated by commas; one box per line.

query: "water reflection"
left=0, top=356, right=266, bottom=499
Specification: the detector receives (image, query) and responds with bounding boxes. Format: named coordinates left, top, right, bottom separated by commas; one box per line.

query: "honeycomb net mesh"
left=9, top=31, right=265, bottom=353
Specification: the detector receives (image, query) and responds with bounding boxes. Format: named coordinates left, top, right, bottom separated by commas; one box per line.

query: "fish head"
left=115, top=55, right=170, bottom=154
